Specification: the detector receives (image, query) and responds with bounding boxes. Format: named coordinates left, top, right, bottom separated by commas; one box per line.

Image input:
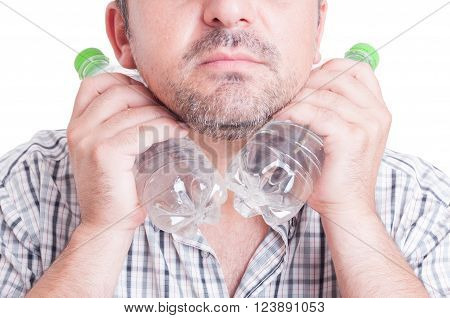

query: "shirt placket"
left=171, top=227, right=228, bottom=297
left=233, top=216, right=298, bottom=297
left=143, top=214, right=298, bottom=298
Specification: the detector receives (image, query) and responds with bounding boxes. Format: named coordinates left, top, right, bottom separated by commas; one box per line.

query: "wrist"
left=69, top=223, right=136, bottom=251
left=318, top=197, right=376, bottom=219
left=320, top=204, right=380, bottom=228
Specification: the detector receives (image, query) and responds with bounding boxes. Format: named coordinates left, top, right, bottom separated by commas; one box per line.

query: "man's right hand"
left=67, top=73, right=189, bottom=234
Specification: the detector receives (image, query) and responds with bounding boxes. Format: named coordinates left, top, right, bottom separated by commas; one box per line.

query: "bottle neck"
left=345, top=51, right=376, bottom=70
left=78, top=56, right=109, bottom=79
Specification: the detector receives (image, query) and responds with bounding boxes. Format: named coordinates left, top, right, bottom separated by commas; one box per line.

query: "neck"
left=186, top=129, right=248, bottom=177
left=186, top=129, right=252, bottom=221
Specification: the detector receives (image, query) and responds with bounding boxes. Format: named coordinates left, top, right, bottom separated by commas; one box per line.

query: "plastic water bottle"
left=226, top=120, right=324, bottom=226
left=225, top=43, right=380, bottom=226
left=74, top=48, right=227, bottom=238
left=133, top=137, right=227, bottom=239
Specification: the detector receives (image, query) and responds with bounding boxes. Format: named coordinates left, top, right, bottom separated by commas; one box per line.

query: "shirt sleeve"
left=0, top=184, right=42, bottom=297
left=408, top=202, right=450, bottom=298
left=387, top=155, right=450, bottom=298
left=0, top=130, right=71, bottom=298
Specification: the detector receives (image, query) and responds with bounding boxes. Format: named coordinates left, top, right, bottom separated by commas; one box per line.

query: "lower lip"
left=200, top=60, right=263, bottom=71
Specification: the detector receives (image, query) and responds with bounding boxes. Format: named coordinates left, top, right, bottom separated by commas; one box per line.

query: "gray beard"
left=168, top=71, right=297, bottom=141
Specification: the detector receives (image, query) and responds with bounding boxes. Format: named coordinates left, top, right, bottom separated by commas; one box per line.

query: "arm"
left=25, top=73, right=187, bottom=297
left=26, top=225, right=134, bottom=297
left=273, top=58, right=429, bottom=297
left=321, top=208, right=429, bottom=297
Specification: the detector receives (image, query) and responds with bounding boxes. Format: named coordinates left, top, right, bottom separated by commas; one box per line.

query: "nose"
left=203, top=0, right=255, bottom=29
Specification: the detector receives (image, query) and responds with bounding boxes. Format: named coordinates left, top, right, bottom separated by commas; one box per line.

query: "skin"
left=26, top=0, right=429, bottom=297
left=123, top=0, right=319, bottom=140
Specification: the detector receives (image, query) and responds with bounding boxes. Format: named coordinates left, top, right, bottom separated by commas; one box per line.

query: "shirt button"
left=201, top=250, right=210, bottom=259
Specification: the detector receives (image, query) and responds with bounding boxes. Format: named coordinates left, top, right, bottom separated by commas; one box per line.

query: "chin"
left=189, top=120, right=266, bottom=141
left=168, top=71, right=292, bottom=140
left=182, top=100, right=273, bottom=141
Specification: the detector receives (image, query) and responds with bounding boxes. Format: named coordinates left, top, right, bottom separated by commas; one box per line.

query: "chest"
left=109, top=211, right=339, bottom=297
left=199, top=217, right=270, bottom=296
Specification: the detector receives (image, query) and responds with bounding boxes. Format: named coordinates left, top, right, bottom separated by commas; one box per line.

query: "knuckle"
left=66, top=125, right=75, bottom=140
left=352, top=126, right=369, bottom=145
left=92, top=140, right=110, bottom=162
left=139, top=107, right=169, bottom=121
left=77, top=137, right=91, bottom=155
left=316, top=89, right=336, bottom=104
left=137, top=123, right=155, bottom=137
left=382, top=109, right=392, bottom=125
left=341, top=73, right=357, bottom=85
left=113, top=108, right=135, bottom=125
left=296, top=88, right=314, bottom=104
left=318, top=108, right=336, bottom=122
left=79, top=76, right=96, bottom=91
left=300, top=102, right=314, bottom=114
left=321, top=59, right=340, bottom=70
left=355, top=61, right=373, bottom=74
left=152, top=116, right=176, bottom=128
left=366, top=121, right=381, bottom=136
left=106, top=84, right=126, bottom=96
left=374, top=109, right=392, bottom=132
left=125, top=128, right=140, bottom=146
left=152, top=108, right=173, bottom=120
left=66, top=125, right=79, bottom=147
left=315, top=89, right=328, bottom=100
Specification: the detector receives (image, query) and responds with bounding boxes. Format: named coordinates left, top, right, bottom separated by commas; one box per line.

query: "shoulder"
left=378, top=148, right=450, bottom=297
left=380, top=148, right=450, bottom=206
left=377, top=148, right=449, bottom=266
left=0, top=129, right=69, bottom=185
left=0, top=130, right=76, bottom=254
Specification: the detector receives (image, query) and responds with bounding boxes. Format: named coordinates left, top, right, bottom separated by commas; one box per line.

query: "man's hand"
left=273, top=59, right=429, bottom=297
left=26, top=73, right=188, bottom=297
left=273, top=58, right=392, bottom=217
left=67, top=73, right=189, bottom=233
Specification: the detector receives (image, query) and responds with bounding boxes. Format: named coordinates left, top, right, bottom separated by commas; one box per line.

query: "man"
left=0, top=0, right=448, bottom=298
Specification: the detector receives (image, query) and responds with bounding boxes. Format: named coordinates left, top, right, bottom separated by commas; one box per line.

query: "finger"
left=305, top=69, right=381, bottom=110
left=96, top=106, right=177, bottom=140
left=273, top=102, right=353, bottom=139
left=320, top=58, right=383, bottom=101
left=107, top=117, right=189, bottom=156
left=294, top=88, right=369, bottom=125
left=72, top=72, right=145, bottom=119
left=78, top=85, right=157, bottom=131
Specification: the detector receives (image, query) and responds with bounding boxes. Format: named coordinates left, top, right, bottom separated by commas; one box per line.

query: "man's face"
left=126, top=0, right=322, bottom=140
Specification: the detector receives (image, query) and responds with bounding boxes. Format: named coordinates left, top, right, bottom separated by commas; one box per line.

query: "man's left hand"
left=272, top=58, right=392, bottom=218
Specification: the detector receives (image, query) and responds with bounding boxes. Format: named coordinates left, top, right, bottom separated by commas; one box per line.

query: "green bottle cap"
left=74, top=48, right=110, bottom=79
left=345, top=43, right=380, bottom=71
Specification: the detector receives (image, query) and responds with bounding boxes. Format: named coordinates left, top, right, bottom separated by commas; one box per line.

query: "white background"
left=0, top=0, right=449, bottom=174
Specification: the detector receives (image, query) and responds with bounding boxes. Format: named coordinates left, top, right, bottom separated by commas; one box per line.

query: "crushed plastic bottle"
left=225, top=120, right=324, bottom=226
left=133, top=137, right=227, bottom=239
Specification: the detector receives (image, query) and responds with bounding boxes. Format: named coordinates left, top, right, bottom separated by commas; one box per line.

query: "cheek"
left=131, top=8, right=191, bottom=77
left=132, top=26, right=189, bottom=86
left=273, top=23, right=316, bottom=81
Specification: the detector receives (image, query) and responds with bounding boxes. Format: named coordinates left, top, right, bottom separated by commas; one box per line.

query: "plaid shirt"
left=0, top=130, right=449, bottom=298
